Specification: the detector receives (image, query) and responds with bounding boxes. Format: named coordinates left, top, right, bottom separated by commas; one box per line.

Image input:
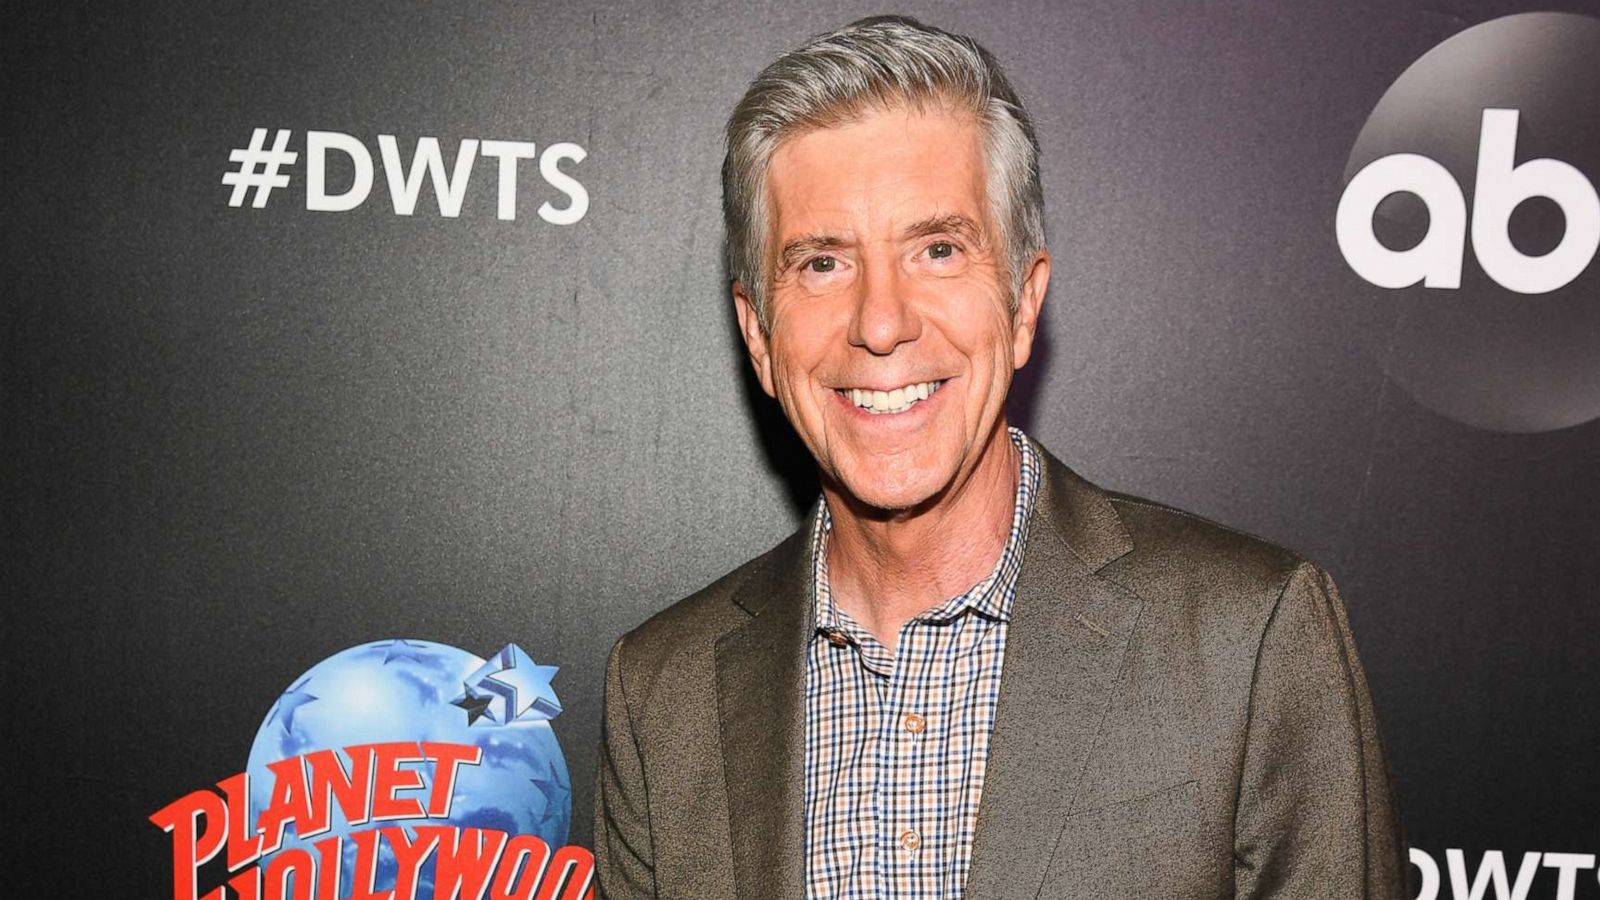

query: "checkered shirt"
left=803, top=428, right=1039, bottom=900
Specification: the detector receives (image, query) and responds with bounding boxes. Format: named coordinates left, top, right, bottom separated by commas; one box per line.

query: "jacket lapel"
left=965, top=443, right=1142, bottom=900
left=713, top=523, right=814, bottom=900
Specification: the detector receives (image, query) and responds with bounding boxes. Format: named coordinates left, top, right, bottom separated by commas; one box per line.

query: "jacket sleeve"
left=593, top=634, right=658, bottom=899
left=1233, top=562, right=1410, bottom=899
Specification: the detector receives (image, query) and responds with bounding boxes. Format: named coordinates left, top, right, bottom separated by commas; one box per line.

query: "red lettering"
left=313, top=834, right=344, bottom=900
left=429, top=826, right=508, bottom=900
left=385, top=825, right=442, bottom=900
left=257, top=756, right=313, bottom=854
left=421, top=743, right=482, bottom=818
left=219, top=773, right=263, bottom=870
left=489, top=834, right=552, bottom=900
left=534, top=846, right=595, bottom=900
left=151, top=743, right=525, bottom=900
left=344, top=829, right=392, bottom=900
left=227, top=865, right=261, bottom=900
left=149, top=788, right=227, bottom=900
left=305, top=745, right=375, bottom=834
left=263, top=847, right=316, bottom=900
left=371, top=742, right=427, bottom=820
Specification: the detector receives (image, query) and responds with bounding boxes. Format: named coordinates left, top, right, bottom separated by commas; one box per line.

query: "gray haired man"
left=594, top=16, right=1407, bottom=899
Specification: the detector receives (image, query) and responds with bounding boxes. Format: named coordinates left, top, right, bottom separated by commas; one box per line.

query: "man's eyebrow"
left=775, top=216, right=984, bottom=270
left=902, top=214, right=985, bottom=243
left=777, top=234, right=848, bottom=270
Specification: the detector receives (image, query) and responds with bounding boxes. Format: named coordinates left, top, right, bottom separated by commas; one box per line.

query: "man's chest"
left=802, top=616, right=1009, bottom=899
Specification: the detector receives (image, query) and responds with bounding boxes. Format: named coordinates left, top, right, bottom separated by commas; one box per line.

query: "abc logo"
left=1336, top=12, right=1600, bottom=433
left=1338, top=108, right=1599, bottom=294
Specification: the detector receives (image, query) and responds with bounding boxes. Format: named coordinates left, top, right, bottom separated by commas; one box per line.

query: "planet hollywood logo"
left=149, top=639, right=592, bottom=900
left=1335, top=12, right=1600, bottom=433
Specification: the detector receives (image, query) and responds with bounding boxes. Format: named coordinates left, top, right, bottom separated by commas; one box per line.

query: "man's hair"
left=722, top=15, right=1046, bottom=326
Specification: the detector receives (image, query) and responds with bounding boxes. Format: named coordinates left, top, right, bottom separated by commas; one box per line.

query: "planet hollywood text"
left=150, top=741, right=593, bottom=900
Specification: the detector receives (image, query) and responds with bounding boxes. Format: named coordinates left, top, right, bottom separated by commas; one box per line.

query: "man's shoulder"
left=1078, top=481, right=1316, bottom=631
left=1104, top=490, right=1305, bottom=589
left=1033, top=440, right=1310, bottom=604
left=1078, top=484, right=1336, bottom=681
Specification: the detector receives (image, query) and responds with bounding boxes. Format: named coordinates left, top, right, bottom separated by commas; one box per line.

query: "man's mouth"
left=836, top=380, right=946, bottom=415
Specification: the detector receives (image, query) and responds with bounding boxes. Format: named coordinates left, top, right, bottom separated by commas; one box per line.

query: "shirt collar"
left=810, top=427, right=1040, bottom=638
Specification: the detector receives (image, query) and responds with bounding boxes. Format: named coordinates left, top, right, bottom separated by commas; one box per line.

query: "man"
left=595, top=16, right=1406, bottom=899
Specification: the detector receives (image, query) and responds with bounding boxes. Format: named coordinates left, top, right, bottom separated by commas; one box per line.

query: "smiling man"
left=595, top=16, right=1406, bottom=900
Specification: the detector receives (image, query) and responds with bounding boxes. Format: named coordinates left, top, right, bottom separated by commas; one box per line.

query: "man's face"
left=735, top=107, right=1049, bottom=512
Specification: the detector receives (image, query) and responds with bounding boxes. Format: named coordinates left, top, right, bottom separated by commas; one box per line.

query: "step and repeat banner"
left=6, top=1, right=1597, bottom=897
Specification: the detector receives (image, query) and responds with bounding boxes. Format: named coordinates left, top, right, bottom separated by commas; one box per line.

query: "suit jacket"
left=594, top=440, right=1408, bottom=899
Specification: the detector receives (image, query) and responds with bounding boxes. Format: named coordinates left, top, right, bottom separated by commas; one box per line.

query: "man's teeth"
left=845, top=380, right=944, bottom=415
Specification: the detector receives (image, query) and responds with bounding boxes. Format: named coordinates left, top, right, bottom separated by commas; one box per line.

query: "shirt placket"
left=956, top=613, right=1003, bottom=897
left=852, top=662, right=883, bottom=899
left=806, top=429, right=1035, bottom=900
left=871, top=616, right=941, bottom=897
left=824, top=620, right=882, bottom=900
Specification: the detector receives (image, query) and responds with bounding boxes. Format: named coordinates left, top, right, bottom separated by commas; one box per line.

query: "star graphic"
left=377, top=638, right=426, bottom=665
left=452, top=686, right=494, bottom=726
left=529, top=758, right=570, bottom=813
left=482, top=645, right=562, bottom=722
left=271, top=677, right=319, bottom=735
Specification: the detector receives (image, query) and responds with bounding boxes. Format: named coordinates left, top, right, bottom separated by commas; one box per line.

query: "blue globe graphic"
left=246, top=639, right=571, bottom=896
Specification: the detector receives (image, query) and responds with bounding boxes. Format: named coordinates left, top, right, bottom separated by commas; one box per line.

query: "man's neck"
left=822, top=423, right=1021, bottom=651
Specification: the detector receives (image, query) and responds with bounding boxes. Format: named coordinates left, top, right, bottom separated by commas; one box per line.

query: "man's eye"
left=928, top=242, right=956, bottom=259
left=806, top=256, right=838, bottom=273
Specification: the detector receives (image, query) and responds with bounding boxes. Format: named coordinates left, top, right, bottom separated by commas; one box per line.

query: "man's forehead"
left=765, top=108, right=990, bottom=237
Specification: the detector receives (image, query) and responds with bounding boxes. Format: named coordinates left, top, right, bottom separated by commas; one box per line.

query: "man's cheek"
left=777, top=370, right=819, bottom=428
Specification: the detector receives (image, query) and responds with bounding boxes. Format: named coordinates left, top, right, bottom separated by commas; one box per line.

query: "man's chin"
left=831, top=466, right=951, bottom=516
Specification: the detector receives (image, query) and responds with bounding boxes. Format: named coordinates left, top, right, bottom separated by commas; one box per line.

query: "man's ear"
left=733, top=282, right=777, bottom=398
left=1010, top=250, right=1050, bottom=370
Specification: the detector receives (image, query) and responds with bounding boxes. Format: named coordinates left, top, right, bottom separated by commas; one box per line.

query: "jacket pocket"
left=1039, top=780, right=1217, bottom=899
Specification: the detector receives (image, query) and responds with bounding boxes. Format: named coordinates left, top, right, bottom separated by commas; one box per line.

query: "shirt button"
left=899, top=829, right=921, bottom=851
left=903, top=713, right=926, bottom=734
left=825, top=630, right=849, bottom=647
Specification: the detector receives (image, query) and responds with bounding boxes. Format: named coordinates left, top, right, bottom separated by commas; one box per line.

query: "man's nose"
left=846, top=259, right=921, bottom=355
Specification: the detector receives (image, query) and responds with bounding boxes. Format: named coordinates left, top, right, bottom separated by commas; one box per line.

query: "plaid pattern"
left=803, top=428, right=1039, bottom=900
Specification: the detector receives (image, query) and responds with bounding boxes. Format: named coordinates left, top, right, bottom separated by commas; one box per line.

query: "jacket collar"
left=1025, top=435, right=1134, bottom=573
left=963, top=440, right=1143, bottom=899
left=714, top=523, right=813, bottom=900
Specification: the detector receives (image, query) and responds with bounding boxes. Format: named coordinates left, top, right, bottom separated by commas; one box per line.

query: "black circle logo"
left=1338, top=13, right=1600, bottom=433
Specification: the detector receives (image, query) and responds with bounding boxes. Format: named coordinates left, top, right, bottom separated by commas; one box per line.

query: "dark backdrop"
left=5, top=1, right=1597, bottom=896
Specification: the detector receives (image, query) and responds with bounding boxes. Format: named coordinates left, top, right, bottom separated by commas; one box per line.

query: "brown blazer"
left=594, top=440, right=1408, bottom=898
